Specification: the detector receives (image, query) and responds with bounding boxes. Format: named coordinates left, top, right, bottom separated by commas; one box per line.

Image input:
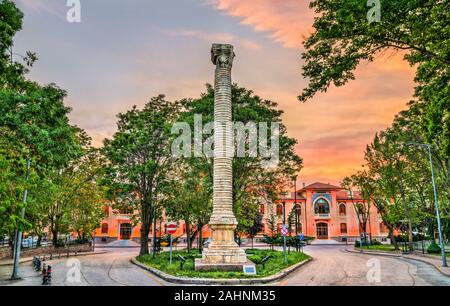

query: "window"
left=119, top=207, right=133, bottom=215
left=101, top=223, right=108, bottom=234
left=340, top=223, right=347, bottom=234
left=276, top=204, right=284, bottom=216
left=314, top=198, right=330, bottom=214
left=260, top=204, right=265, bottom=214
left=338, top=203, right=346, bottom=216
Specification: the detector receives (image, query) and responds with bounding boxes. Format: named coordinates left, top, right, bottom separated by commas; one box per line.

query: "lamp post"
left=293, top=176, right=298, bottom=236
left=407, top=142, right=447, bottom=267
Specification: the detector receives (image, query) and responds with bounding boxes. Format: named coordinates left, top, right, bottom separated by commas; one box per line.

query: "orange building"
left=266, top=182, right=389, bottom=242
left=94, top=182, right=389, bottom=244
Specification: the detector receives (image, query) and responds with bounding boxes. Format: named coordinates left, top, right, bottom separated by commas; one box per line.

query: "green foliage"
left=137, top=248, right=310, bottom=279
left=102, top=96, right=180, bottom=255
left=427, top=242, right=442, bottom=254
left=178, top=85, right=302, bottom=230
left=371, top=239, right=382, bottom=246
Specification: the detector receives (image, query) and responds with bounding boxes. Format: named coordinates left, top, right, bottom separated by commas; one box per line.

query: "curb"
left=346, top=248, right=450, bottom=277
left=131, top=256, right=312, bottom=285
left=0, top=251, right=108, bottom=267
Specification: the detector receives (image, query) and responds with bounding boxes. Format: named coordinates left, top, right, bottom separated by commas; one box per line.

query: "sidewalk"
left=346, top=248, right=450, bottom=277
left=0, top=250, right=108, bottom=267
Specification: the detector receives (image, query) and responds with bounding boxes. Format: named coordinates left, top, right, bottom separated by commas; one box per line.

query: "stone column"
left=195, top=44, right=248, bottom=271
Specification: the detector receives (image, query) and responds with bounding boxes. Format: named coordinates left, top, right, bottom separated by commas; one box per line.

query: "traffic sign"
left=167, top=222, right=177, bottom=235
left=299, top=233, right=305, bottom=241
left=281, top=225, right=288, bottom=236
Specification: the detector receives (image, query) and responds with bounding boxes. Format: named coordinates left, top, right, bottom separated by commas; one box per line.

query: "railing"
left=315, top=213, right=331, bottom=218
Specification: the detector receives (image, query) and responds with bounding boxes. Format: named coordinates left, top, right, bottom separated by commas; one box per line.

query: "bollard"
left=42, top=266, right=47, bottom=285
left=46, top=265, right=52, bottom=285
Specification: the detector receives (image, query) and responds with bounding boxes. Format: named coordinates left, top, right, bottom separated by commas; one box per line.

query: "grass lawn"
left=355, top=244, right=399, bottom=252
left=136, top=248, right=310, bottom=279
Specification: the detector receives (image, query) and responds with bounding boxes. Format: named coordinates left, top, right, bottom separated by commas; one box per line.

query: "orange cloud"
left=165, top=29, right=262, bottom=51
left=208, top=0, right=314, bottom=48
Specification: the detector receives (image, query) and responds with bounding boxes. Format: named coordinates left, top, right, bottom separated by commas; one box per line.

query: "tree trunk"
left=185, top=217, right=191, bottom=253
left=389, top=228, right=399, bottom=250
left=152, top=213, right=157, bottom=258
left=198, top=224, right=203, bottom=252
left=190, top=229, right=198, bottom=250
left=52, top=230, right=58, bottom=247
left=37, top=235, right=42, bottom=248
left=140, top=224, right=150, bottom=256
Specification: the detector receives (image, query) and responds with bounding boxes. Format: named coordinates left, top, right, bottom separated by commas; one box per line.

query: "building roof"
left=301, top=182, right=342, bottom=191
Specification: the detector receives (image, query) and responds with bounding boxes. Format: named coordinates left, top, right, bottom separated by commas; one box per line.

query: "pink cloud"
left=165, top=29, right=262, bottom=51
left=208, top=0, right=314, bottom=48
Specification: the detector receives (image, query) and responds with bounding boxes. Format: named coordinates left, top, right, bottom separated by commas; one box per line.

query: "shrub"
left=427, top=242, right=441, bottom=254
left=248, top=254, right=263, bottom=265
left=354, top=240, right=360, bottom=247
left=371, top=239, right=382, bottom=246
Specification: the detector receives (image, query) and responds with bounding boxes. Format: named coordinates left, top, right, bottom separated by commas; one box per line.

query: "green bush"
left=371, top=239, right=382, bottom=246
left=354, top=240, right=360, bottom=247
left=427, top=242, right=441, bottom=254
left=248, top=254, right=263, bottom=264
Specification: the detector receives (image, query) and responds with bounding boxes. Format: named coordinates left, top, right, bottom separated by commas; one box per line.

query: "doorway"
left=316, top=222, right=328, bottom=239
left=120, top=223, right=132, bottom=240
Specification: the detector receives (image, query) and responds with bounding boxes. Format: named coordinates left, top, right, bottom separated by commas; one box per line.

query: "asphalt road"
left=1, top=245, right=448, bottom=286
left=276, top=245, right=450, bottom=286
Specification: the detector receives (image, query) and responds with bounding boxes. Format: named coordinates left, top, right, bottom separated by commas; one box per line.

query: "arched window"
left=276, top=204, right=284, bottom=216
left=101, top=223, right=108, bottom=234
left=340, top=223, right=347, bottom=234
left=339, top=203, right=346, bottom=216
left=314, top=198, right=330, bottom=215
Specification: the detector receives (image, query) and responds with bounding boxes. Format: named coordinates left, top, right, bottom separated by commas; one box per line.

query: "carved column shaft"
left=196, top=44, right=248, bottom=267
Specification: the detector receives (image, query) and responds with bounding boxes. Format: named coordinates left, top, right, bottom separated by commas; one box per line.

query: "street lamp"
left=406, top=142, right=447, bottom=267
left=292, top=175, right=298, bottom=236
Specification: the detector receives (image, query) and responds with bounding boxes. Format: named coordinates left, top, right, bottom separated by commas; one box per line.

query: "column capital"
left=211, top=43, right=235, bottom=68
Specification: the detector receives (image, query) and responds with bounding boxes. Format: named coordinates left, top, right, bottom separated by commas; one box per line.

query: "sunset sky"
left=13, top=0, right=416, bottom=185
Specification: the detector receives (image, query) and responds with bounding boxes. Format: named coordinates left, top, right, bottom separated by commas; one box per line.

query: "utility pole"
left=407, top=142, right=447, bottom=267
left=11, top=157, right=31, bottom=279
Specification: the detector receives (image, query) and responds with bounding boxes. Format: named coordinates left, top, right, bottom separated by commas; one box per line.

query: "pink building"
left=95, top=182, right=389, bottom=244
left=267, top=182, right=388, bottom=242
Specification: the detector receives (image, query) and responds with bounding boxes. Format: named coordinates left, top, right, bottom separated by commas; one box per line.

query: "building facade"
left=94, top=182, right=389, bottom=244
left=266, top=182, right=388, bottom=242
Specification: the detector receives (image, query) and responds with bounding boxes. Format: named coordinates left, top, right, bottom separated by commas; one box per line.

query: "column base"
left=194, top=223, right=249, bottom=271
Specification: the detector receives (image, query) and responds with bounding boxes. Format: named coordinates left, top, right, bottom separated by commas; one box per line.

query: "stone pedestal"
left=195, top=44, right=248, bottom=272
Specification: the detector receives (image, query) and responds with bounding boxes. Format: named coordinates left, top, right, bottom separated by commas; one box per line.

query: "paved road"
left=1, top=245, right=448, bottom=286
left=277, top=245, right=450, bottom=286
left=0, top=248, right=170, bottom=286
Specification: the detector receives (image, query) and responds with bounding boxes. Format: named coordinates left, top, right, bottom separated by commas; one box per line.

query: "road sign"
left=167, top=222, right=177, bottom=235
left=281, top=225, right=288, bottom=236
left=299, top=233, right=305, bottom=241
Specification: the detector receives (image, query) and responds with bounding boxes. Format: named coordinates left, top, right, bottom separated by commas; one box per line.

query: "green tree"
left=102, top=96, right=179, bottom=256
left=178, top=84, right=302, bottom=238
